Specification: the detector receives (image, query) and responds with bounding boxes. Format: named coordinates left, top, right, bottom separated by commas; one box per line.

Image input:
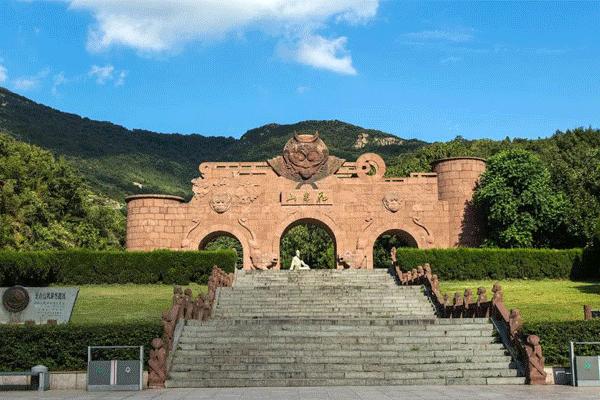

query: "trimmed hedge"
left=0, top=323, right=162, bottom=371
left=394, top=248, right=599, bottom=280
left=0, top=249, right=237, bottom=286
left=524, top=320, right=600, bottom=366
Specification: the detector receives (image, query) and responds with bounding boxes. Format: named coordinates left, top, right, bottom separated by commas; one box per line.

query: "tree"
left=280, top=224, right=335, bottom=269
left=202, top=235, right=243, bottom=268
left=0, top=133, right=124, bottom=250
left=473, top=149, right=567, bottom=248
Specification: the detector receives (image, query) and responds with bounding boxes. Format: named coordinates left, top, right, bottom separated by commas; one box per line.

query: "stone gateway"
left=125, top=133, right=486, bottom=269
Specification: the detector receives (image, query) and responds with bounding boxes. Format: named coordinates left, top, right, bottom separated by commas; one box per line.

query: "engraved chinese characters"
left=0, top=286, right=79, bottom=324
left=281, top=190, right=332, bottom=206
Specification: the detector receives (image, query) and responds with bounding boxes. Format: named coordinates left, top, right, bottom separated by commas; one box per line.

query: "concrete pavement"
left=1, top=385, right=598, bottom=400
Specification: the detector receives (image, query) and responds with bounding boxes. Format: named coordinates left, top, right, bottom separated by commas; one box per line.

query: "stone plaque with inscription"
left=281, top=190, right=333, bottom=206
left=0, top=286, right=79, bottom=324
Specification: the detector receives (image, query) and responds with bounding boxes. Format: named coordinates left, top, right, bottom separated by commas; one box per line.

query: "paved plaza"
left=1, top=386, right=599, bottom=400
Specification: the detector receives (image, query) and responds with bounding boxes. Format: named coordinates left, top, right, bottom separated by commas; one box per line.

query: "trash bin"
left=576, top=356, right=600, bottom=386
left=31, top=365, right=49, bottom=391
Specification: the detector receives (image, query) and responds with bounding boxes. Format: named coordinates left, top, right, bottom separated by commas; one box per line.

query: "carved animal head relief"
left=209, top=192, right=232, bottom=213
left=383, top=191, right=402, bottom=212
left=283, top=132, right=329, bottom=180
left=268, top=132, right=345, bottom=183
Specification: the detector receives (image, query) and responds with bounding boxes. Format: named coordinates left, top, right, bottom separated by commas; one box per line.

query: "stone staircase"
left=166, top=269, right=525, bottom=387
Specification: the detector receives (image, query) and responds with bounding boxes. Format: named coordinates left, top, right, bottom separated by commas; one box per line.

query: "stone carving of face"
left=209, top=192, right=232, bottom=213
left=283, top=132, right=329, bottom=180
left=383, top=192, right=402, bottom=213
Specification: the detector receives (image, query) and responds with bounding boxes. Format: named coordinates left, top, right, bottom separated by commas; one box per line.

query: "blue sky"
left=1, top=1, right=599, bottom=142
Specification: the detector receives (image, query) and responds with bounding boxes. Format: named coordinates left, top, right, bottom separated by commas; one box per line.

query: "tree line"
left=2, top=128, right=600, bottom=257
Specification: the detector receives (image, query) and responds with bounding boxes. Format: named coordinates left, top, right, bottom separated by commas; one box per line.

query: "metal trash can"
left=30, top=365, right=49, bottom=391
left=576, top=356, right=600, bottom=386
left=87, top=346, right=143, bottom=391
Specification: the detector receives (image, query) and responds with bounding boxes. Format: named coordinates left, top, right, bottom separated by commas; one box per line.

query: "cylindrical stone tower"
left=432, top=157, right=486, bottom=247
left=125, top=194, right=186, bottom=251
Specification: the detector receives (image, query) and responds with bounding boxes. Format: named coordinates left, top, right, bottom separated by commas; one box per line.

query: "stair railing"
left=148, top=266, right=234, bottom=388
left=394, top=263, right=546, bottom=385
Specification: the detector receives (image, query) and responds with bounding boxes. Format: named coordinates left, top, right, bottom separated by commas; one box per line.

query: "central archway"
left=279, top=218, right=337, bottom=270
left=373, top=229, right=418, bottom=269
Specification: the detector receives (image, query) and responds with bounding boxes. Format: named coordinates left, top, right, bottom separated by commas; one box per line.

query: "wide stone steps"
left=165, top=269, right=523, bottom=387
left=166, top=376, right=525, bottom=388
left=170, top=360, right=515, bottom=372
left=215, top=282, right=435, bottom=318
left=183, top=342, right=506, bottom=351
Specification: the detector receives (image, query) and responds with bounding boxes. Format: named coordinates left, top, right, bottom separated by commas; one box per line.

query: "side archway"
left=359, top=222, right=424, bottom=269
left=199, top=231, right=244, bottom=268
left=372, top=229, right=418, bottom=269
left=185, top=223, right=252, bottom=269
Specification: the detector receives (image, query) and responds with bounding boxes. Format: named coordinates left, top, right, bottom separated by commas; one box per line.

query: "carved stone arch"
left=360, top=220, right=427, bottom=269
left=185, top=224, right=252, bottom=269
left=271, top=210, right=343, bottom=269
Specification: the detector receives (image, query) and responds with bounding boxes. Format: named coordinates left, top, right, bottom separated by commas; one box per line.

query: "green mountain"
left=2, top=87, right=600, bottom=247
left=0, top=88, right=425, bottom=200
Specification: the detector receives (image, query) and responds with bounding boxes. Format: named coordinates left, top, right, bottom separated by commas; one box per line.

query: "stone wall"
left=432, top=157, right=486, bottom=247
left=125, top=135, right=486, bottom=268
left=126, top=194, right=187, bottom=251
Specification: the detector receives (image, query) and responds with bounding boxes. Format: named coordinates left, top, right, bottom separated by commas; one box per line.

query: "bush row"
left=523, top=320, right=600, bottom=366
left=0, top=249, right=237, bottom=286
left=0, top=323, right=162, bottom=371
left=394, top=248, right=599, bottom=280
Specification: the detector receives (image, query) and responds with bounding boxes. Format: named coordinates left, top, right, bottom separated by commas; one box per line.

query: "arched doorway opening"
left=373, top=229, right=418, bottom=269
left=199, top=231, right=243, bottom=269
left=280, top=219, right=336, bottom=269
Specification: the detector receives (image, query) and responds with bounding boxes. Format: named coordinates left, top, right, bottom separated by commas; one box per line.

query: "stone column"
left=432, top=157, right=486, bottom=247
left=126, top=194, right=186, bottom=250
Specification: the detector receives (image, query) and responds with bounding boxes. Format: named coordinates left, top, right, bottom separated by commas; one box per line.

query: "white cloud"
left=402, top=29, right=474, bottom=44
left=63, top=0, right=378, bottom=74
left=0, top=65, right=7, bottom=84
left=12, top=68, right=49, bottom=91
left=13, top=78, right=39, bottom=90
left=295, top=35, right=356, bottom=75
left=52, top=72, right=67, bottom=95
left=88, top=64, right=115, bottom=84
left=115, top=70, right=127, bottom=86
left=296, top=85, right=310, bottom=94
left=440, top=56, right=462, bottom=65
left=88, top=64, right=127, bottom=86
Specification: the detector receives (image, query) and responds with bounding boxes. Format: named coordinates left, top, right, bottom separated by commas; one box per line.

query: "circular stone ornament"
left=2, top=286, right=30, bottom=313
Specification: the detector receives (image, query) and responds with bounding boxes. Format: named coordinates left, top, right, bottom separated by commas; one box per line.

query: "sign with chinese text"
left=0, top=286, right=79, bottom=324
left=281, top=191, right=333, bottom=206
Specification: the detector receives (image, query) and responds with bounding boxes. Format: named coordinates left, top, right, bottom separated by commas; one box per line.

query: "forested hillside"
left=0, top=133, right=123, bottom=250
left=0, top=88, right=421, bottom=200
left=388, top=129, right=600, bottom=247
left=1, top=87, right=600, bottom=249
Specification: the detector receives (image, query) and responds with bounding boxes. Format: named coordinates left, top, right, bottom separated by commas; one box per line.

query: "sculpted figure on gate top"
left=268, top=132, right=345, bottom=183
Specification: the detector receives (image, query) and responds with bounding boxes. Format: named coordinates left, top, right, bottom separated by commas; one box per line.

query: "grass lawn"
left=62, top=280, right=599, bottom=325
left=440, top=280, right=600, bottom=323
left=66, top=284, right=206, bottom=325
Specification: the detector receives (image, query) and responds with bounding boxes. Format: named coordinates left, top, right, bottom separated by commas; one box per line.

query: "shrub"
left=393, top=248, right=598, bottom=280
left=0, top=249, right=236, bottom=286
left=523, top=320, right=600, bottom=366
left=0, top=323, right=162, bottom=371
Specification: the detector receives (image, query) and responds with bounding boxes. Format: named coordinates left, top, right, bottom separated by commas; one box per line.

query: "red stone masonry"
left=126, top=134, right=487, bottom=269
